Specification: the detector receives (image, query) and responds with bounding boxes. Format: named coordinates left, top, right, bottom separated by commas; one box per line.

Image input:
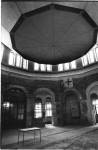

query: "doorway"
left=64, top=91, right=80, bottom=125
left=2, top=88, right=26, bottom=129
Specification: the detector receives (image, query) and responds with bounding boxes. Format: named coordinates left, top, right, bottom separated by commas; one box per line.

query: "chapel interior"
left=1, top=0, right=98, bottom=149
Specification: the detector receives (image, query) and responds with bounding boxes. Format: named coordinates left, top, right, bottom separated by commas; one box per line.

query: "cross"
left=65, top=78, right=73, bottom=88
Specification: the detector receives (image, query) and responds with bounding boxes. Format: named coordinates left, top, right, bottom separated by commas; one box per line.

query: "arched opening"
left=63, top=90, right=81, bottom=125
left=33, top=88, right=55, bottom=127
left=2, top=88, right=26, bottom=129
left=90, top=93, right=98, bottom=123
left=86, top=82, right=98, bottom=125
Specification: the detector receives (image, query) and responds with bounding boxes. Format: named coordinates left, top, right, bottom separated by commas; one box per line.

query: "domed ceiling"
left=1, top=1, right=98, bottom=64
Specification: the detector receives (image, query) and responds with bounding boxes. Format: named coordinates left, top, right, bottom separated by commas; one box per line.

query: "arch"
left=2, top=85, right=28, bottom=129
left=33, top=88, right=55, bottom=101
left=86, top=81, right=98, bottom=99
left=86, top=81, right=98, bottom=124
left=64, top=88, right=82, bottom=100
left=33, top=87, right=55, bottom=106
left=7, top=85, right=29, bottom=98
left=63, top=88, right=81, bottom=125
left=90, top=93, right=98, bottom=100
left=33, top=87, right=56, bottom=126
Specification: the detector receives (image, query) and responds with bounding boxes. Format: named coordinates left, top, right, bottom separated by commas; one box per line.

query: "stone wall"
left=1, top=68, right=98, bottom=127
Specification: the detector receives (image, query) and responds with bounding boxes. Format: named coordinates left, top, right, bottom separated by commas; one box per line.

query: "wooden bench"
left=18, top=127, right=41, bottom=144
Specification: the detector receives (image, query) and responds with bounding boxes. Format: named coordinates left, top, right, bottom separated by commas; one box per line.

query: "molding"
left=1, top=64, right=98, bottom=81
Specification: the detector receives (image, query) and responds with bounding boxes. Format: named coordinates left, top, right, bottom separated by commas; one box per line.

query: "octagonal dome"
left=10, top=4, right=98, bottom=65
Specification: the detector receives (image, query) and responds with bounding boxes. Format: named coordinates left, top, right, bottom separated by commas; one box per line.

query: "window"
left=64, top=63, right=70, bottom=70
left=87, top=50, right=95, bottom=64
left=18, top=104, right=24, bottom=120
left=16, top=54, right=22, bottom=68
left=81, top=55, right=88, bottom=67
left=40, top=64, right=46, bottom=71
left=8, top=52, right=16, bottom=66
left=23, top=59, right=28, bottom=70
left=70, top=60, right=76, bottom=69
left=47, top=64, right=52, bottom=71
left=92, top=99, right=98, bottom=114
left=94, top=47, right=98, bottom=62
left=58, top=64, right=64, bottom=71
left=34, top=103, right=42, bottom=118
left=45, top=102, right=52, bottom=117
left=34, top=62, right=40, bottom=71
left=1, top=43, right=4, bottom=63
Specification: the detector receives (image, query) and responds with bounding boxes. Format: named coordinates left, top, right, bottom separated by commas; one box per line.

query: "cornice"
left=1, top=64, right=98, bottom=81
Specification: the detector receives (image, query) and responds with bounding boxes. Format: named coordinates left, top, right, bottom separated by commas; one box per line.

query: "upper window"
left=58, top=64, right=64, bottom=71
left=8, top=52, right=16, bottom=66
left=40, top=64, right=46, bottom=71
left=23, top=59, right=28, bottom=70
left=1, top=43, right=4, bottom=63
left=94, top=46, right=98, bottom=62
left=47, top=64, right=52, bottom=72
left=87, top=50, right=95, bottom=64
left=70, top=60, right=76, bottom=69
left=64, top=63, right=70, bottom=70
left=81, top=55, right=88, bottom=67
left=16, top=54, right=22, bottom=68
left=34, top=62, right=40, bottom=71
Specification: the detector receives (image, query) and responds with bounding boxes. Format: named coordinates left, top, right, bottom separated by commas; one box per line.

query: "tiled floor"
left=1, top=124, right=98, bottom=149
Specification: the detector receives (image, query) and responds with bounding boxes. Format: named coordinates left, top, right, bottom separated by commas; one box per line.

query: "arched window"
left=91, top=93, right=98, bottom=114
left=45, top=97, right=52, bottom=117
left=45, top=102, right=52, bottom=117
left=34, top=103, right=42, bottom=118
left=34, top=98, right=42, bottom=118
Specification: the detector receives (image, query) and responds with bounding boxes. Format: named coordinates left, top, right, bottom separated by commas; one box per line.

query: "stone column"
left=26, top=94, right=33, bottom=127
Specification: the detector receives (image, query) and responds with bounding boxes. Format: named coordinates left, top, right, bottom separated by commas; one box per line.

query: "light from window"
left=16, top=54, right=22, bottom=68
left=23, top=59, right=28, bottom=70
left=8, top=52, right=16, bottom=66
left=34, top=103, right=42, bottom=118
left=64, top=63, right=70, bottom=70
left=87, top=50, right=95, bottom=64
left=81, top=55, right=88, bottom=66
left=1, top=43, right=4, bottom=63
left=45, top=102, right=52, bottom=117
left=34, top=62, right=39, bottom=71
left=40, top=64, right=46, bottom=71
left=92, top=99, right=98, bottom=114
left=58, top=64, right=64, bottom=71
left=47, top=64, right=52, bottom=71
left=70, top=60, right=76, bottom=69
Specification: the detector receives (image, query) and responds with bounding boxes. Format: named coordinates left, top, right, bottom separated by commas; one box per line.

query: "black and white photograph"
left=1, top=0, right=98, bottom=149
